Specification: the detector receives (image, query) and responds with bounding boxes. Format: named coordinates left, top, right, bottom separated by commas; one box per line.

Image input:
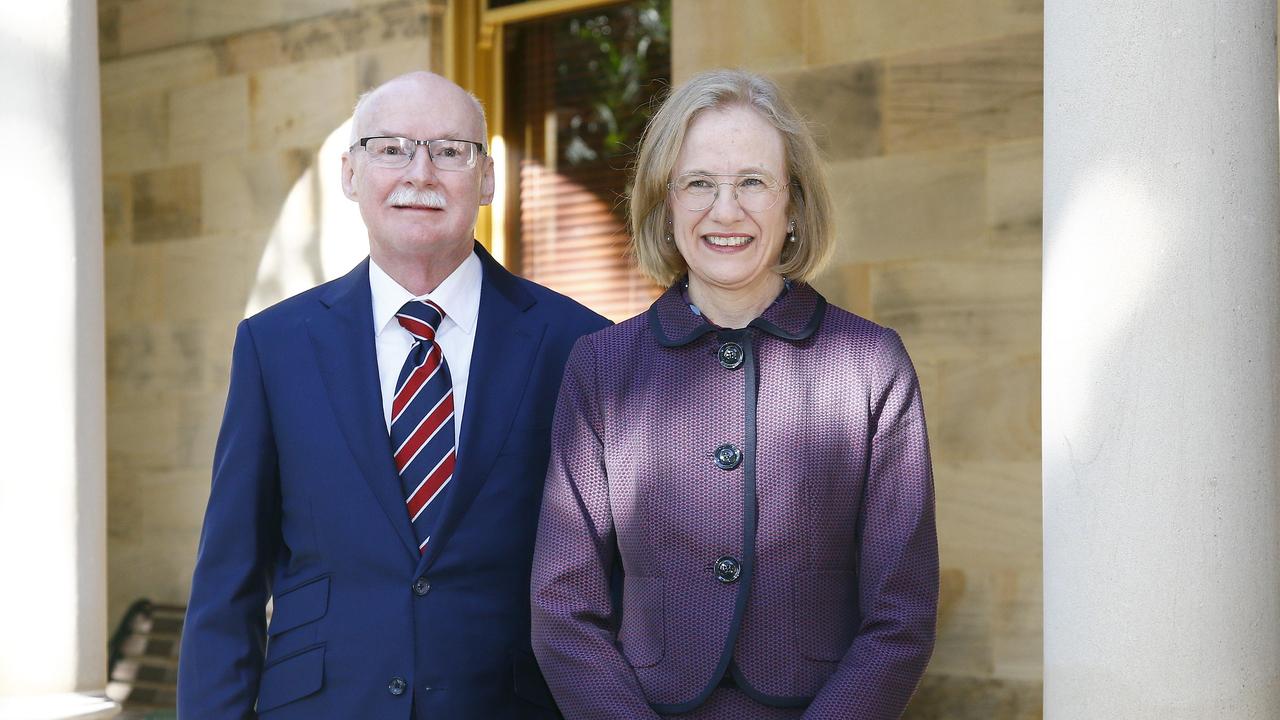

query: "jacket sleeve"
left=804, top=328, right=939, bottom=720
left=178, top=319, right=281, bottom=719
left=530, top=335, right=662, bottom=720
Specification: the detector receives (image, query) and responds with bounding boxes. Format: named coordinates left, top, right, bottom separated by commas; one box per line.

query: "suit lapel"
left=419, top=245, right=545, bottom=572
left=307, top=259, right=420, bottom=561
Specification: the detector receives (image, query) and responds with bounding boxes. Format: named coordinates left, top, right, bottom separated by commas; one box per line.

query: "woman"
left=531, top=69, right=937, bottom=719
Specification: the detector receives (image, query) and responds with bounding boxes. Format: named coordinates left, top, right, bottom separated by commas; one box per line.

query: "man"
left=177, top=72, right=608, bottom=719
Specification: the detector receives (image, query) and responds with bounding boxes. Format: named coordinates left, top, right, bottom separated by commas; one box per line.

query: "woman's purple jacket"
left=531, top=282, right=938, bottom=719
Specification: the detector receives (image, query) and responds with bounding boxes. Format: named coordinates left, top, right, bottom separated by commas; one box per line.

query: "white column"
left=0, top=2, right=118, bottom=719
left=1044, top=1, right=1280, bottom=718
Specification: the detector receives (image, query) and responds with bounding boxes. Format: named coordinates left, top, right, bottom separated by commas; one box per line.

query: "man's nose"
left=402, top=145, right=439, bottom=184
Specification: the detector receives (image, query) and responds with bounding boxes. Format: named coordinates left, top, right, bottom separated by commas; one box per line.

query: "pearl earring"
left=786, top=221, right=797, bottom=243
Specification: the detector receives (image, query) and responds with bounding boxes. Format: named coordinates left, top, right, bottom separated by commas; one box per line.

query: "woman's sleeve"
left=804, top=328, right=939, bottom=720
left=530, top=334, right=662, bottom=720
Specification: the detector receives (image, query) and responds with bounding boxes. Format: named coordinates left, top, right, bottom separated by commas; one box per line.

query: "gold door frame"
left=444, top=0, right=629, bottom=266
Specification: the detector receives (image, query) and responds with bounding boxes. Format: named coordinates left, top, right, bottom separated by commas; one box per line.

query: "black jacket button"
left=388, top=677, right=407, bottom=695
left=412, top=576, right=431, bottom=596
left=714, top=556, right=741, bottom=583
left=718, top=342, right=744, bottom=369
left=713, top=444, right=742, bottom=470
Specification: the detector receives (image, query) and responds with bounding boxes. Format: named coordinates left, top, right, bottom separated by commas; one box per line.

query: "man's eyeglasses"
left=667, top=173, right=786, bottom=213
left=351, top=136, right=486, bottom=171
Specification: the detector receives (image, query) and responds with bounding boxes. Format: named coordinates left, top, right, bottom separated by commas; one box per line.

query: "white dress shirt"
left=369, top=252, right=482, bottom=448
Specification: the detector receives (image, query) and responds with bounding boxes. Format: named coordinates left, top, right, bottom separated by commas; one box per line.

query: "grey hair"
left=629, top=68, right=834, bottom=286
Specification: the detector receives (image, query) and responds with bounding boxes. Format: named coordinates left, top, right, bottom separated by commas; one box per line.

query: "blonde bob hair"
left=630, top=68, right=833, bottom=286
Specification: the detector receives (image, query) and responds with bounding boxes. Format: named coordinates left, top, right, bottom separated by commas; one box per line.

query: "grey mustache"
left=387, top=187, right=447, bottom=209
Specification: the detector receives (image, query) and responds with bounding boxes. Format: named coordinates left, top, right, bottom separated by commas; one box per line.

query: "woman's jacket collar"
left=646, top=279, right=828, bottom=348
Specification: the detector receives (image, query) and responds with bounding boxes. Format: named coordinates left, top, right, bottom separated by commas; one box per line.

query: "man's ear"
left=341, top=152, right=358, bottom=200
left=478, top=154, right=496, bottom=206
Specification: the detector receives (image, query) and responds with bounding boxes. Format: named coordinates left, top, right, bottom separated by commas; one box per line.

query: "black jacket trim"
left=729, top=662, right=814, bottom=708
left=645, top=281, right=827, bottom=348
left=649, top=329, right=760, bottom=715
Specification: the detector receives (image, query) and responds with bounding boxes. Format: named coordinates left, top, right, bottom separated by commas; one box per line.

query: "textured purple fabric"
left=531, top=282, right=938, bottom=720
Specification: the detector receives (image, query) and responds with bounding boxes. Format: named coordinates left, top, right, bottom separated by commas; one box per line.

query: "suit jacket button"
left=718, top=342, right=744, bottom=369
left=713, top=443, right=742, bottom=470
left=714, top=556, right=741, bottom=583
left=412, top=576, right=431, bottom=596
left=388, top=677, right=407, bottom=695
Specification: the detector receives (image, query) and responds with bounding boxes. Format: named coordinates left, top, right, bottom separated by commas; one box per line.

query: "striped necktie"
left=391, top=299, right=457, bottom=554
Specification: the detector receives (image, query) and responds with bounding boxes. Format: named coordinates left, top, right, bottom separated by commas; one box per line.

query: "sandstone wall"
left=99, top=0, right=446, bottom=626
left=673, top=1, right=1044, bottom=716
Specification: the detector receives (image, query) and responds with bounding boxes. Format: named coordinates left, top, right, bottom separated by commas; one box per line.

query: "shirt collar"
left=646, top=278, right=827, bottom=347
left=369, top=251, right=482, bottom=338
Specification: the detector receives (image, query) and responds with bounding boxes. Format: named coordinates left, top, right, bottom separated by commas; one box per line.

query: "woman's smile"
left=702, top=232, right=754, bottom=250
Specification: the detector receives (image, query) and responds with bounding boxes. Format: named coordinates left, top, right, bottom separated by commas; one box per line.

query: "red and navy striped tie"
left=391, top=299, right=456, bottom=555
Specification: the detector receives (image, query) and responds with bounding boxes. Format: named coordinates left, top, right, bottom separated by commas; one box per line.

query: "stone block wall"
left=99, top=0, right=446, bottom=627
left=673, top=1, right=1044, bottom=716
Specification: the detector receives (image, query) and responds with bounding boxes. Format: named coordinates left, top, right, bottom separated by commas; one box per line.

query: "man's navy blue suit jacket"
left=177, top=244, right=609, bottom=719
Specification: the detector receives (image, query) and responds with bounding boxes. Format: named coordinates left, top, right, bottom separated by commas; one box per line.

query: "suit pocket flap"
left=268, top=575, right=330, bottom=636
left=257, top=644, right=325, bottom=713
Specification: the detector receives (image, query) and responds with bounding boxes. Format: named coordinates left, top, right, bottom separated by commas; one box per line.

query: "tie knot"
left=396, top=300, right=446, bottom=341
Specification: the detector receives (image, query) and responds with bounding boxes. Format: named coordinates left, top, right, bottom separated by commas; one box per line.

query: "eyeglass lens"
left=672, top=174, right=781, bottom=212
left=363, top=137, right=477, bottom=171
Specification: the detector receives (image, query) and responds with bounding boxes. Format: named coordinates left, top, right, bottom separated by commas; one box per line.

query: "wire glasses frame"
left=352, top=136, right=487, bottom=171
left=667, top=172, right=787, bottom=213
